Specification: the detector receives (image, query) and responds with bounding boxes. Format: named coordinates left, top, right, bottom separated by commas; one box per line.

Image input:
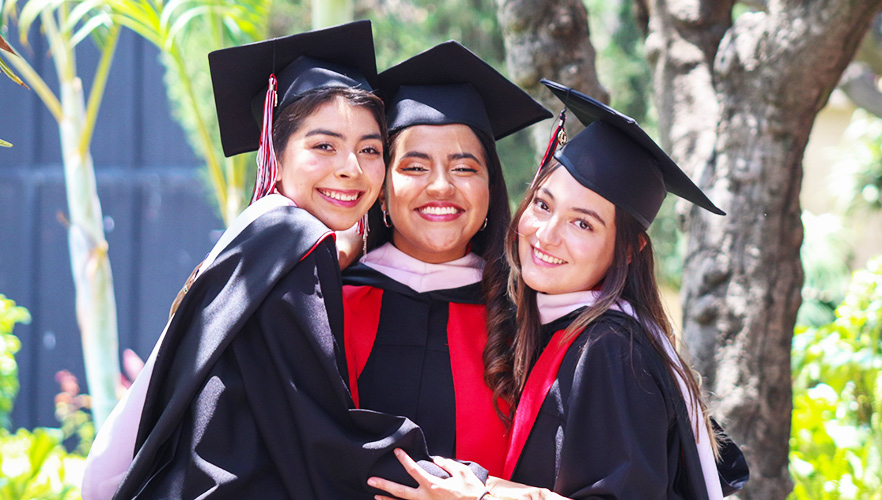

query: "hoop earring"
left=480, top=217, right=488, bottom=231
left=382, top=210, right=393, bottom=228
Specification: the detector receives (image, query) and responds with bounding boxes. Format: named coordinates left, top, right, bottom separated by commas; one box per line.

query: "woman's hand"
left=485, top=477, right=569, bottom=500
left=367, top=448, right=487, bottom=500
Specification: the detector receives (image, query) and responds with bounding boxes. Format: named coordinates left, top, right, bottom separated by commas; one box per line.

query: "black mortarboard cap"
left=209, top=21, right=378, bottom=157
left=541, top=79, right=725, bottom=229
left=379, top=41, right=551, bottom=140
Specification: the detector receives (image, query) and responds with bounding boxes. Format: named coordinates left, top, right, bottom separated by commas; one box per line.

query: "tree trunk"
left=494, top=0, right=608, bottom=152
left=58, top=72, right=121, bottom=429
left=642, top=1, right=882, bottom=498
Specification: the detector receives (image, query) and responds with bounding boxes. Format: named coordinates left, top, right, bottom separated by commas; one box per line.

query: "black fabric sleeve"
left=554, top=328, right=673, bottom=500
left=712, top=419, right=749, bottom=496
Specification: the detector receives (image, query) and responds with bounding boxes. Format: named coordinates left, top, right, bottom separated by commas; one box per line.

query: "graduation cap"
left=378, top=41, right=551, bottom=140
left=209, top=20, right=378, bottom=158
left=540, top=79, right=725, bottom=229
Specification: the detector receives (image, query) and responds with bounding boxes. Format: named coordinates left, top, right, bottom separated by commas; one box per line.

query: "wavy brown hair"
left=365, top=126, right=515, bottom=424
left=505, top=160, right=718, bottom=451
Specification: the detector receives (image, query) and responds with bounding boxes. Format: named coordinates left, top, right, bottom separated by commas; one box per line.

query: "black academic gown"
left=113, top=206, right=475, bottom=499
left=342, top=263, right=508, bottom=477
left=504, top=310, right=748, bottom=500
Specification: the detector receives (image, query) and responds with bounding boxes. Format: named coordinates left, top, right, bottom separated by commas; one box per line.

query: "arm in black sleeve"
left=234, top=238, right=482, bottom=498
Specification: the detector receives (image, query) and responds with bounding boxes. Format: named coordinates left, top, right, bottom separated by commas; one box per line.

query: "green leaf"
left=62, top=0, right=110, bottom=36
left=70, top=11, right=113, bottom=47
left=166, top=5, right=215, bottom=49
left=0, top=138, right=11, bottom=147
left=18, top=0, right=65, bottom=37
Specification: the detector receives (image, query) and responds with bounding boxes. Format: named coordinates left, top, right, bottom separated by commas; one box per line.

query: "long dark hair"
left=365, top=125, right=515, bottom=423
left=505, top=161, right=717, bottom=449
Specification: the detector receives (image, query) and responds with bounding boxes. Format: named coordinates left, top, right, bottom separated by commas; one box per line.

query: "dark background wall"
left=0, top=29, right=224, bottom=429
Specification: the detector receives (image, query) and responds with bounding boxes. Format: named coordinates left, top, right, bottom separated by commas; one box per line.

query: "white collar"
left=361, top=242, right=484, bottom=293
left=536, top=290, right=603, bottom=325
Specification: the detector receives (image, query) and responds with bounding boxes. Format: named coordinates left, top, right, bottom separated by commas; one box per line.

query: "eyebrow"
left=305, top=129, right=344, bottom=138
left=397, top=151, right=482, bottom=163
left=304, top=129, right=382, bottom=142
left=449, top=152, right=482, bottom=163
left=400, top=151, right=431, bottom=160
left=538, top=187, right=608, bottom=227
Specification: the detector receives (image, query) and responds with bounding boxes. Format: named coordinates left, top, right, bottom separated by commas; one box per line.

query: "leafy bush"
left=1, top=295, right=29, bottom=430
left=790, top=256, right=882, bottom=499
left=0, top=295, right=84, bottom=499
left=0, top=427, right=84, bottom=500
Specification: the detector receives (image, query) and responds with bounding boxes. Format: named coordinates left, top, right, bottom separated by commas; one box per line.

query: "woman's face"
left=517, top=167, right=617, bottom=295
left=384, top=124, right=491, bottom=264
left=276, top=96, right=385, bottom=231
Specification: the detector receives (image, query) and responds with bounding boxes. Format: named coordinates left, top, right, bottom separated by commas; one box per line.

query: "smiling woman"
left=385, top=123, right=491, bottom=263
left=516, top=167, right=616, bottom=295
left=274, top=92, right=386, bottom=231
left=341, top=40, right=551, bottom=480
left=496, top=81, right=746, bottom=500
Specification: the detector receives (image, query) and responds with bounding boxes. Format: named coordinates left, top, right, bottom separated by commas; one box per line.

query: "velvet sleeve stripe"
left=447, top=303, right=508, bottom=477
left=342, top=285, right=384, bottom=407
left=503, top=328, right=581, bottom=479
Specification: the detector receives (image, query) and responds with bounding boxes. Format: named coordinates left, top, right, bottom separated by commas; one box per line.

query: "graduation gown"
left=505, top=308, right=747, bottom=500
left=341, top=247, right=508, bottom=477
left=109, top=202, right=471, bottom=500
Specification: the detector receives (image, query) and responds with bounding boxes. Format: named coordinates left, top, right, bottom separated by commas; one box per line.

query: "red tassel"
left=251, top=74, right=279, bottom=205
left=531, top=108, right=568, bottom=189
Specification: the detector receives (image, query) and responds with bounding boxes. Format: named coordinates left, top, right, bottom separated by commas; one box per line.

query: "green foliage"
left=0, top=295, right=29, bottom=431
left=0, top=428, right=84, bottom=500
left=0, top=296, right=83, bottom=499
left=53, top=371, right=94, bottom=457
left=361, top=0, right=503, bottom=72
left=790, top=256, right=882, bottom=500
left=585, top=0, right=652, bottom=123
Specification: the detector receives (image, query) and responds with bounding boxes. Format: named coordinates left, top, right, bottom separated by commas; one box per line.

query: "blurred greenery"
left=790, top=256, right=882, bottom=500
left=1, top=33, right=25, bottom=148
left=799, top=212, right=853, bottom=327
left=0, top=295, right=28, bottom=431
left=0, top=428, right=84, bottom=500
left=0, top=296, right=84, bottom=499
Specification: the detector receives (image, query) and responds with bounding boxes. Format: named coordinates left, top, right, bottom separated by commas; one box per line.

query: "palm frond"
left=0, top=48, right=29, bottom=88
left=18, top=0, right=64, bottom=39
left=70, top=10, right=112, bottom=47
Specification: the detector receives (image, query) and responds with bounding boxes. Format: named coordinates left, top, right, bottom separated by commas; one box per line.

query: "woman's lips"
left=317, top=188, right=362, bottom=207
left=531, top=245, right=566, bottom=266
left=415, top=203, right=464, bottom=221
